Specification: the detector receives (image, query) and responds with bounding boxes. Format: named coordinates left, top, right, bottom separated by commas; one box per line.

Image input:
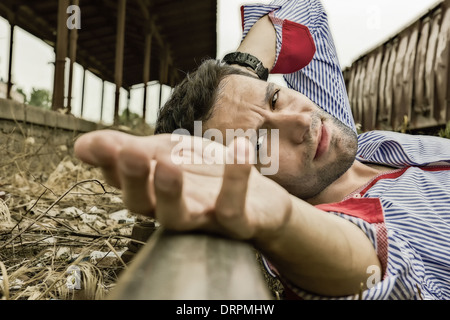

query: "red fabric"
left=316, top=197, right=389, bottom=280
left=269, top=14, right=316, bottom=74
left=420, top=165, right=450, bottom=172
left=240, top=6, right=245, bottom=31
left=239, top=7, right=316, bottom=74
left=374, top=222, right=389, bottom=279
left=316, top=197, right=384, bottom=224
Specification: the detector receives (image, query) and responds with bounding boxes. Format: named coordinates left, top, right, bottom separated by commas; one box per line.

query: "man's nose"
left=273, top=112, right=312, bottom=144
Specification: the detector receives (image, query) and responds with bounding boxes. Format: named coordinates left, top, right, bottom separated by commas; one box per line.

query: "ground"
left=0, top=127, right=148, bottom=300
left=0, top=127, right=283, bottom=300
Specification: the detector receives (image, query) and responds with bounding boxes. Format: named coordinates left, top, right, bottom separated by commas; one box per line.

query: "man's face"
left=205, top=74, right=357, bottom=200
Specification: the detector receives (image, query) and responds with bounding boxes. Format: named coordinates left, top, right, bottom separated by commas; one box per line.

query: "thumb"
left=214, top=136, right=256, bottom=239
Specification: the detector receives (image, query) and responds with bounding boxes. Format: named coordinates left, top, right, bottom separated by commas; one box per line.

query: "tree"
left=119, top=108, right=141, bottom=126
left=16, top=88, right=27, bottom=102
left=17, top=87, right=52, bottom=109
left=439, top=122, right=450, bottom=139
left=28, top=88, right=52, bottom=109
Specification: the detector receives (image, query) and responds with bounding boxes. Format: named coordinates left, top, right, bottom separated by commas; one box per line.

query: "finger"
left=74, top=130, right=174, bottom=189
left=74, top=130, right=131, bottom=187
left=74, top=130, right=127, bottom=166
left=115, top=134, right=193, bottom=214
left=153, top=153, right=212, bottom=231
left=153, top=154, right=185, bottom=229
left=117, top=145, right=155, bottom=215
left=214, top=137, right=255, bottom=238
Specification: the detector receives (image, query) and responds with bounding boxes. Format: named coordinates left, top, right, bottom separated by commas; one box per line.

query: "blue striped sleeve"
left=357, top=131, right=450, bottom=167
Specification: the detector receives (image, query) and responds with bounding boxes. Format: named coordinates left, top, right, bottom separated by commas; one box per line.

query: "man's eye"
left=271, top=90, right=279, bottom=110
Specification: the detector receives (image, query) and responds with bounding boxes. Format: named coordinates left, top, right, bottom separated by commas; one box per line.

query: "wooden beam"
left=113, top=0, right=127, bottom=125
left=80, top=68, right=86, bottom=116
left=100, top=79, right=105, bottom=122
left=142, top=30, right=152, bottom=123
left=136, top=0, right=174, bottom=67
left=159, top=47, right=169, bottom=85
left=142, top=85, right=148, bottom=124
left=158, top=82, right=162, bottom=109
left=67, top=0, right=79, bottom=113
left=158, top=49, right=170, bottom=109
left=6, top=23, right=15, bottom=100
left=52, top=0, right=69, bottom=110
left=108, top=229, right=273, bottom=300
left=143, top=31, right=152, bottom=84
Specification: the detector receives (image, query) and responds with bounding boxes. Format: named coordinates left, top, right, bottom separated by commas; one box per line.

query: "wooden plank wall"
left=343, top=0, right=450, bottom=132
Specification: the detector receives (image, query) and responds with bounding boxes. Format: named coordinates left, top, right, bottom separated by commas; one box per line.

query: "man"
left=74, top=0, right=450, bottom=299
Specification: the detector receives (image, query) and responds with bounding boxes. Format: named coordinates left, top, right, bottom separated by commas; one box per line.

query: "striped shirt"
left=242, top=0, right=450, bottom=300
left=241, top=0, right=357, bottom=132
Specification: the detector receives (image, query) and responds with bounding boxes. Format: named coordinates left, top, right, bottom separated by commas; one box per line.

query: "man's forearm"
left=254, top=195, right=381, bottom=297
left=234, top=15, right=277, bottom=73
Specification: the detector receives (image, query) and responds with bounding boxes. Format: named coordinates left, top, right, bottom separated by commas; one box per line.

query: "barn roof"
left=0, top=0, right=217, bottom=88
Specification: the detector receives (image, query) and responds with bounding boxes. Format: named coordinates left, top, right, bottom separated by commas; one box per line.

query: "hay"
left=0, top=128, right=284, bottom=300
left=0, top=130, right=146, bottom=300
left=0, top=198, right=12, bottom=225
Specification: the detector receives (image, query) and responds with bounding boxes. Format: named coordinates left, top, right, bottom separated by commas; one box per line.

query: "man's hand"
left=74, top=130, right=292, bottom=241
left=75, top=130, right=382, bottom=296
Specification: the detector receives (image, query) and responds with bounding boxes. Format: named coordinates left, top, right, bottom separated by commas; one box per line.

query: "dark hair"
left=154, top=59, right=256, bottom=135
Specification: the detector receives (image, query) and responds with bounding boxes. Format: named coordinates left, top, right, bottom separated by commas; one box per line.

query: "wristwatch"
left=222, top=52, right=269, bottom=81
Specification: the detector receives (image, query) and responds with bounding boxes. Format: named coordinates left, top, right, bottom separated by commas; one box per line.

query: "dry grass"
left=0, top=128, right=145, bottom=300
left=0, top=126, right=284, bottom=300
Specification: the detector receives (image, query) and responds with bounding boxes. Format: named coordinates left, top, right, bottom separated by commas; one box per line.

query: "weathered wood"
left=343, top=0, right=449, bottom=132
left=67, top=0, right=79, bottom=113
left=80, top=68, right=87, bottom=116
left=52, top=0, right=69, bottom=111
left=6, top=23, right=14, bottom=100
left=142, top=30, right=152, bottom=122
left=113, top=0, right=127, bottom=125
left=100, top=80, right=105, bottom=121
left=108, top=229, right=272, bottom=300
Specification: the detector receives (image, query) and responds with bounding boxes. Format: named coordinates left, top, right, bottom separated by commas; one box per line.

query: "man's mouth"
left=314, top=121, right=330, bottom=160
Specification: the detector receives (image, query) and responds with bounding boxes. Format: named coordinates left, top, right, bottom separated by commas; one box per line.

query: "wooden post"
left=142, top=30, right=152, bottom=123
left=67, top=0, right=79, bottom=113
left=52, top=0, right=69, bottom=110
left=108, top=229, right=273, bottom=300
left=142, top=83, right=148, bottom=123
left=100, top=80, right=105, bottom=122
left=126, top=88, right=131, bottom=124
left=113, top=0, right=127, bottom=125
left=158, top=82, right=162, bottom=108
left=160, top=48, right=169, bottom=85
left=6, top=23, right=15, bottom=100
left=80, top=68, right=86, bottom=116
left=158, top=48, right=168, bottom=109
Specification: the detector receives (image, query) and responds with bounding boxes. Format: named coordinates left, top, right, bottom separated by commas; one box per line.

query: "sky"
left=0, top=0, right=442, bottom=125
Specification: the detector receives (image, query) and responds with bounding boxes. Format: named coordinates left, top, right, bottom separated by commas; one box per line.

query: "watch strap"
left=222, top=52, right=269, bottom=81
